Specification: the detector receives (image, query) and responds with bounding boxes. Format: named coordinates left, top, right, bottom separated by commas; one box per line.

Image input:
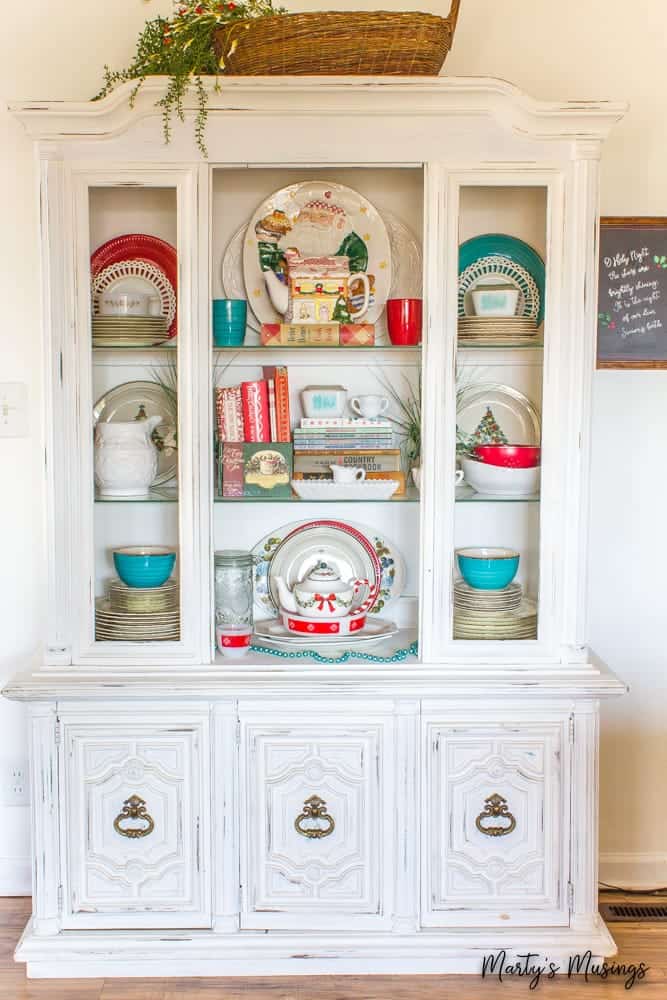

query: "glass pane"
left=210, top=166, right=423, bottom=661
left=90, top=186, right=181, bottom=643
left=453, top=185, right=546, bottom=642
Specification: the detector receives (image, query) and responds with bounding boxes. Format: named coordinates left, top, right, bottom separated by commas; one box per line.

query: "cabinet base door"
left=422, top=712, right=570, bottom=927
left=61, top=709, right=210, bottom=929
left=240, top=707, right=394, bottom=930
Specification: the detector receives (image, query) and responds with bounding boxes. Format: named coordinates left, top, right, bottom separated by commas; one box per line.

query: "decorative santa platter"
left=243, top=181, right=392, bottom=326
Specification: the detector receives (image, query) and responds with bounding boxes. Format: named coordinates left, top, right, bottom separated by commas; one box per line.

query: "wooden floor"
left=1, top=897, right=666, bottom=998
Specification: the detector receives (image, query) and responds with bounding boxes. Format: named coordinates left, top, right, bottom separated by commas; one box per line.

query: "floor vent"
left=600, top=903, right=667, bottom=922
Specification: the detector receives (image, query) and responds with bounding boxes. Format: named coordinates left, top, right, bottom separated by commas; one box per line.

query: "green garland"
left=94, top=0, right=286, bottom=155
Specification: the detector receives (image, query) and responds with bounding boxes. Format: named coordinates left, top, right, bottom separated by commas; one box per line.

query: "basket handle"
left=447, top=0, right=461, bottom=34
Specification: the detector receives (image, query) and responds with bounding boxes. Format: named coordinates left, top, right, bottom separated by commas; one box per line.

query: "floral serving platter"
left=243, top=181, right=392, bottom=326
left=251, top=518, right=406, bottom=619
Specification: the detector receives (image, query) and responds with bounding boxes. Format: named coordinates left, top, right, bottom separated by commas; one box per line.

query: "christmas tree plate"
left=243, top=181, right=391, bottom=326
left=457, top=383, right=541, bottom=452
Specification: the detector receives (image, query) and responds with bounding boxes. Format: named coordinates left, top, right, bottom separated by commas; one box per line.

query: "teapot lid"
left=297, top=560, right=349, bottom=592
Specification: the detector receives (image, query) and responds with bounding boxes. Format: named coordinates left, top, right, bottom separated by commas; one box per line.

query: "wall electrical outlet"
left=0, top=762, right=30, bottom=806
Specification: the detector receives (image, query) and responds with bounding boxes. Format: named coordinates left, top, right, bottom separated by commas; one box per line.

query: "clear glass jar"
left=214, top=550, right=254, bottom=627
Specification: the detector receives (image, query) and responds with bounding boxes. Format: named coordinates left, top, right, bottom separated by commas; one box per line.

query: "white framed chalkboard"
left=597, top=217, right=667, bottom=369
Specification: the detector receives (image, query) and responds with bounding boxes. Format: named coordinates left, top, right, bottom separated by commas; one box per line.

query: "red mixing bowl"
left=473, top=445, right=541, bottom=468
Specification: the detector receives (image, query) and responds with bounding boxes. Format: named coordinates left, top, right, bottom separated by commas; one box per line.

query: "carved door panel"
left=61, top=710, right=210, bottom=929
left=240, top=710, right=394, bottom=929
left=422, top=715, right=569, bottom=927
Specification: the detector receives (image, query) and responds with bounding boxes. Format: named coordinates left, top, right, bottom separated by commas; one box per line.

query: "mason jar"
left=214, top=550, right=254, bottom=627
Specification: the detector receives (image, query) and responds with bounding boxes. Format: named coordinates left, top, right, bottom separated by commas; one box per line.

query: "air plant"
left=148, top=359, right=178, bottom=454
left=375, top=365, right=481, bottom=469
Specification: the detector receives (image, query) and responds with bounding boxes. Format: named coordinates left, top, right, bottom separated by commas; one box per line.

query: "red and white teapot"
left=275, top=560, right=372, bottom=619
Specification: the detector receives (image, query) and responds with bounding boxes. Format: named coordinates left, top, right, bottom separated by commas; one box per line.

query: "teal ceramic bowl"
left=113, top=547, right=176, bottom=589
left=456, top=547, right=519, bottom=590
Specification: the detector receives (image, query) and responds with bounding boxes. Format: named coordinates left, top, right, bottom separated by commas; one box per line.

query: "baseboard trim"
left=600, top=852, right=667, bottom=890
left=0, top=857, right=31, bottom=896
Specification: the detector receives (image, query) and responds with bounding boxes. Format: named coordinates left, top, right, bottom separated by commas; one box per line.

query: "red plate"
left=473, top=445, right=541, bottom=468
left=275, top=519, right=382, bottom=617
left=91, top=234, right=178, bottom=339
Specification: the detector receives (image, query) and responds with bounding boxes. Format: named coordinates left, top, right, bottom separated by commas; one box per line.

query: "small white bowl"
left=461, top=456, right=540, bottom=497
left=471, top=285, right=520, bottom=318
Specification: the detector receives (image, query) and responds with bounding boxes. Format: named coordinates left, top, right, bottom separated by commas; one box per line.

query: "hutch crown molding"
left=6, top=75, right=626, bottom=979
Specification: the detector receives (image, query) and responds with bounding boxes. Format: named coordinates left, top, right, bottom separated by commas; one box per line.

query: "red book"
left=263, top=365, right=291, bottom=442
left=241, top=380, right=271, bottom=443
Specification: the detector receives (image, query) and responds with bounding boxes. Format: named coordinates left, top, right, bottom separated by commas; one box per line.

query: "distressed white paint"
left=3, top=78, right=627, bottom=977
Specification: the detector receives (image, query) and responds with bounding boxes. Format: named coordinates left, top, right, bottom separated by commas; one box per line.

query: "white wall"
left=0, top=0, right=663, bottom=890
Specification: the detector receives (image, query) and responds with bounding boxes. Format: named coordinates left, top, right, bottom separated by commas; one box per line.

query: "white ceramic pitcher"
left=94, top=416, right=162, bottom=497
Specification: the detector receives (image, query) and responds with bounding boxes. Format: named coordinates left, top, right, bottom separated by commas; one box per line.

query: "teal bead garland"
left=248, top=640, right=419, bottom=664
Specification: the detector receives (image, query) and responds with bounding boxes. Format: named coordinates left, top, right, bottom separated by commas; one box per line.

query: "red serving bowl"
left=473, top=445, right=541, bottom=468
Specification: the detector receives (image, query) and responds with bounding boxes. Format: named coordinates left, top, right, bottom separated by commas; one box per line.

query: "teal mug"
left=213, top=299, right=247, bottom=347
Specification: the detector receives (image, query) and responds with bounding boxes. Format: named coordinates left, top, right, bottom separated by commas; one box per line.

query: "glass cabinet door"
left=71, top=170, right=205, bottom=664
left=422, top=170, right=564, bottom=661
left=453, top=184, right=546, bottom=646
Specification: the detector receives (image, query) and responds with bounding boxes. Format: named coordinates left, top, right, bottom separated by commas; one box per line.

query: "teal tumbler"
left=213, top=299, right=247, bottom=346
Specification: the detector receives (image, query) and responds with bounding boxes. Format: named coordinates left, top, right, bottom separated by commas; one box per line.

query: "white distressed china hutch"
left=5, top=76, right=627, bottom=978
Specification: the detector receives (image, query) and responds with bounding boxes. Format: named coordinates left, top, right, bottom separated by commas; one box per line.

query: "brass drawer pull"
left=113, top=795, right=155, bottom=839
left=475, top=793, right=516, bottom=837
left=294, top=795, right=335, bottom=839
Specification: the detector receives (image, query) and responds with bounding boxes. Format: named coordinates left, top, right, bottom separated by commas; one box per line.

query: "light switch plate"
left=0, top=383, right=29, bottom=437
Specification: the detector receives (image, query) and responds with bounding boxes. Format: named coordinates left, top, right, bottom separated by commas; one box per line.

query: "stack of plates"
left=108, top=579, right=179, bottom=614
left=458, top=317, right=539, bottom=344
left=92, top=315, right=170, bottom=347
left=453, top=598, right=538, bottom=640
left=454, top=579, right=522, bottom=612
left=95, top=580, right=180, bottom=641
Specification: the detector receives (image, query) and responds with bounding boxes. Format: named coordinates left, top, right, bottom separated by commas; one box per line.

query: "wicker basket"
left=214, top=4, right=460, bottom=76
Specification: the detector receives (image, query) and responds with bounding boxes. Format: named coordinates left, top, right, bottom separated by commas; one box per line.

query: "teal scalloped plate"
left=458, top=234, right=546, bottom=324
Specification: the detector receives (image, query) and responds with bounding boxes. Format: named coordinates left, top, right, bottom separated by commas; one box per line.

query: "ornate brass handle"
left=113, top=795, right=155, bottom=839
left=294, top=795, right=335, bottom=839
left=475, top=793, right=516, bottom=837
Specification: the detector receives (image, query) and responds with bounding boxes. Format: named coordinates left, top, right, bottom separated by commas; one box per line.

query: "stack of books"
left=293, top=417, right=394, bottom=451
left=293, top=417, right=405, bottom=494
left=215, top=366, right=291, bottom=444
left=215, top=366, right=293, bottom=498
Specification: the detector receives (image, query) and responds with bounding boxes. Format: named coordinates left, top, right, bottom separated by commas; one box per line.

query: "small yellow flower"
left=379, top=260, right=387, bottom=269
left=363, top=233, right=371, bottom=242
left=253, top=288, right=262, bottom=297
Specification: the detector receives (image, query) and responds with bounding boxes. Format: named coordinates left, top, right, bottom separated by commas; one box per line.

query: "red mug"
left=386, top=298, right=423, bottom=345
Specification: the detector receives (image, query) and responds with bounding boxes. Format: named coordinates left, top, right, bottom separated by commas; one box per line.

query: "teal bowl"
left=456, top=547, right=519, bottom=590
left=113, top=547, right=176, bottom=589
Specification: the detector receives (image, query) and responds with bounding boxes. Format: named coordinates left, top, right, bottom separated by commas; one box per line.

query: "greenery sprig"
left=94, top=0, right=286, bottom=155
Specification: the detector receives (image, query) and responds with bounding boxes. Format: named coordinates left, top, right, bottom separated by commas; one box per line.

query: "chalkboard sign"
left=597, top=217, right=667, bottom=368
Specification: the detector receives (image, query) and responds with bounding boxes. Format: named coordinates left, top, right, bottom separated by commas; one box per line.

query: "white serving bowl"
left=461, top=455, right=540, bottom=497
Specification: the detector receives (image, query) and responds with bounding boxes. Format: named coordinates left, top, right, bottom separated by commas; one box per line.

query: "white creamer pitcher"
left=94, top=416, right=162, bottom=497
